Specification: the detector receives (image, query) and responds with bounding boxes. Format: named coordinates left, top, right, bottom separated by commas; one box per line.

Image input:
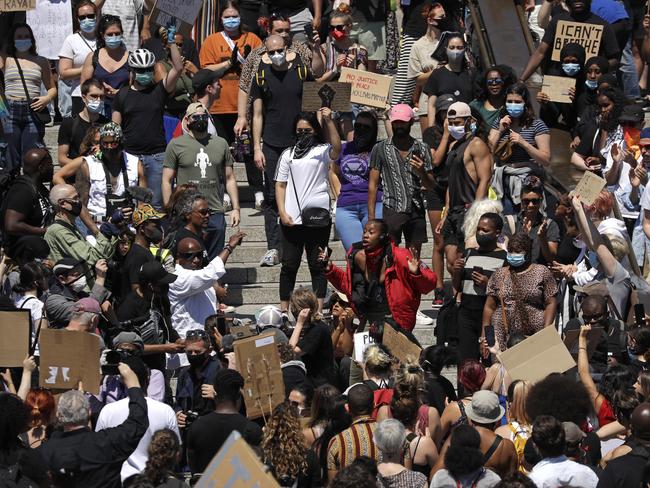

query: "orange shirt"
left=199, top=31, right=262, bottom=115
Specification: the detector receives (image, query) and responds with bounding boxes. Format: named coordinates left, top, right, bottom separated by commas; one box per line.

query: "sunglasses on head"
left=78, top=14, right=95, bottom=20
left=186, top=329, right=208, bottom=340
left=179, top=251, right=203, bottom=260
left=486, top=78, right=503, bottom=86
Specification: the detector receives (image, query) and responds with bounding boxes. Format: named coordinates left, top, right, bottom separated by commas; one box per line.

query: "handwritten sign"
left=233, top=332, right=285, bottom=420
left=353, top=331, right=375, bottom=363
left=542, top=75, right=576, bottom=104
left=0, top=0, right=35, bottom=11
left=573, top=170, right=606, bottom=206
left=25, top=0, right=73, bottom=60
left=149, top=0, right=202, bottom=36
left=340, top=67, right=392, bottom=108
left=0, top=311, right=31, bottom=367
left=302, top=82, right=352, bottom=112
left=551, top=20, right=603, bottom=62
left=39, top=329, right=101, bottom=394
left=195, top=431, right=280, bottom=488
left=497, top=326, right=575, bottom=383
left=383, top=325, right=422, bottom=365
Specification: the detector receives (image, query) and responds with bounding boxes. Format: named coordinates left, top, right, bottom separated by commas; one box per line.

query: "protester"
left=373, top=419, right=427, bottom=487
left=470, top=65, right=515, bottom=129
left=22, top=387, right=56, bottom=448
left=132, top=429, right=189, bottom=488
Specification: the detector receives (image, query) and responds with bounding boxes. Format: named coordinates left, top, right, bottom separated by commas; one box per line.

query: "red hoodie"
left=325, top=242, right=436, bottom=331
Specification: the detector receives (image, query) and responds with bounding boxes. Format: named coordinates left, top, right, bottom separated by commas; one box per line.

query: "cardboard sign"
left=233, top=332, right=284, bottom=420
left=353, top=331, right=375, bottom=363
left=339, top=67, right=392, bottom=109
left=302, top=82, right=352, bottom=112
left=26, top=0, right=73, bottom=60
left=563, top=326, right=603, bottom=359
left=497, top=326, right=576, bottom=383
left=0, top=311, right=31, bottom=367
left=551, top=20, right=603, bottom=62
left=149, top=0, right=202, bottom=36
left=0, top=0, right=35, bottom=11
left=573, top=170, right=606, bottom=206
left=195, top=431, right=280, bottom=488
left=230, top=325, right=254, bottom=341
left=542, top=75, right=576, bottom=104
left=383, top=325, right=422, bottom=365
left=38, top=329, right=101, bottom=394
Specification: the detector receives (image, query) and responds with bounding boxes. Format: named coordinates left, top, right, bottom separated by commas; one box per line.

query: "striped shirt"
left=4, top=62, right=42, bottom=100
left=327, top=416, right=379, bottom=470
left=491, top=117, right=549, bottom=165
left=460, top=248, right=507, bottom=310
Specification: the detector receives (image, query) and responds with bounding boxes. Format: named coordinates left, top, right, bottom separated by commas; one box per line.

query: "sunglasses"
left=78, top=14, right=96, bottom=20
left=582, top=313, right=605, bottom=323
left=486, top=78, right=504, bottom=86
left=296, top=128, right=314, bottom=135
left=191, top=114, right=210, bottom=122
left=267, top=48, right=285, bottom=55
left=522, top=198, right=541, bottom=205
left=179, top=251, right=203, bottom=260
left=102, top=141, right=120, bottom=148
left=193, top=208, right=210, bottom=216
left=329, top=25, right=346, bottom=31
left=186, top=329, right=208, bottom=340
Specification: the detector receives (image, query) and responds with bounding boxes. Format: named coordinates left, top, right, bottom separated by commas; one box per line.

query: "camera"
left=184, top=410, right=199, bottom=427
left=100, top=349, right=133, bottom=375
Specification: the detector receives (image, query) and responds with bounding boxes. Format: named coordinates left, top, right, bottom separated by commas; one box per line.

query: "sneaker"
left=415, top=310, right=434, bottom=326
left=259, top=249, right=279, bottom=267
left=223, top=194, right=233, bottom=212
left=432, top=288, right=445, bottom=309
left=254, top=192, right=264, bottom=211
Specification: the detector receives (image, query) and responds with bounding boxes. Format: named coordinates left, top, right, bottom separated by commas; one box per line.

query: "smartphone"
left=635, top=303, right=646, bottom=328
left=484, top=325, right=495, bottom=348
left=303, top=23, right=314, bottom=39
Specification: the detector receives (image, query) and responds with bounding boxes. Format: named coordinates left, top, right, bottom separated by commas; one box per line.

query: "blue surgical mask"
left=585, top=79, right=598, bottom=90
left=506, top=102, right=525, bottom=118
left=14, top=39, right=32, bottom=52
left=562, top=63, right=581, bottom=76
left=506, top=253, right=526, bottom=267
left=448, top=125, right=466, bottom=140
left=86, top=99, right=103, bottom=114
left=104, top=35, right=122, bottom=49
left=222, top=16, right=241, bottom=30
left=79, top=18, right=96, bottom=33
left=135, top=71, right=154, bottom=86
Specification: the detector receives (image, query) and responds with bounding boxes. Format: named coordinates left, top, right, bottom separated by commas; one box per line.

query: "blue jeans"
left=621, top=38, right=641, bottom=99
left=136, top=152, right=165, bottom=209
left=335, top=202, right=383, bottom=252
left=1, top=99, right=45, bottom=171
left=205, top=212, right=226, bottom=260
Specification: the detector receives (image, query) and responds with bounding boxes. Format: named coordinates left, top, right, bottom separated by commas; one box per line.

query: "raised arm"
left=163, top=36, right=184, bottom=94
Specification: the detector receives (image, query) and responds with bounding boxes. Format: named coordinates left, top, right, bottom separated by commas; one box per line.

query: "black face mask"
left=294, top=132, right=317, bottom=158
left=187, top=352, right=208, bottom=368
left=68, top=201, right=82, bottom=217
left=392, top=125, right=410, bottom=137
left=144, top=226, right=163, bottom=244
left=353, top=125, right=376, bottom=152
left=188, top=120, right=208, bottom=133
left=102, top=146, right=121, bottom=159
left=476, top=232, right=497, bottom=249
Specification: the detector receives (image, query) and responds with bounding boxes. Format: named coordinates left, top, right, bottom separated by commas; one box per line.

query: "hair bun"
left=335, top=2, right=352, bottom=14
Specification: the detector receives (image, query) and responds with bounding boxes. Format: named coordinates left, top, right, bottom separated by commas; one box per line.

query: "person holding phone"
left=451, top=213, right=507, bottom=363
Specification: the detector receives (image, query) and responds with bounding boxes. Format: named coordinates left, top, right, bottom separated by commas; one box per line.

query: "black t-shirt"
left=187, top=412, right=263, bottom=473
left=171, top=227, right=207, bottom=258
left=58, top=114, right=109, bottom=159
left=121, top=243, right=156, bottom=293
left=564, top=317, right=625, bottom=373
left=297, top=321, right=335, bottom=384
left=2, top=178, right=53, bottom=249
left=113, top=82, right=168, bottom=155
left=352, top=0, right=387, bottom=22
left=249, top=61, right=312, bottom=148
left=541, top=12, right=621, bottom=70
left=423, top=67, right=475, bottom=103
left=598, top=450, right=647, bottom=487
left=424, top=375, right=458, bottom=416
left=268, top=0, right=307, bottom=11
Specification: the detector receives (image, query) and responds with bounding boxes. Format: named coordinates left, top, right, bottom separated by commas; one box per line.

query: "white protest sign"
left=353, top=331, right=375, bottom=363
left=26, top=0, right=73, bottom=60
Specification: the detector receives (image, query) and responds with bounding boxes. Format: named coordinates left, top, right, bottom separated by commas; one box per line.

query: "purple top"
left=336, top=141, right=382, bottom=207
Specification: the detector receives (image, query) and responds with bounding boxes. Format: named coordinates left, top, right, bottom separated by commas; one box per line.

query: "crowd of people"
left=4, top=0, right=650, bottom=486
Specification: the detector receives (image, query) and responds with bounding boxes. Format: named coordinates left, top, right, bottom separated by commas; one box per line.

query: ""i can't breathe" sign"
left=551, top=20, right=603, bottom=62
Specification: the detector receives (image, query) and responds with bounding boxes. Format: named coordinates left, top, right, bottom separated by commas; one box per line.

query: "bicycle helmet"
left=128, top=48, right=155, bottom=69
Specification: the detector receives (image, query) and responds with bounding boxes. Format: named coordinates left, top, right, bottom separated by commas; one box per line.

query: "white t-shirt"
left=14, top=295, right=45, bottom=356
left=275, top=144, right=332, bottom=225
left=59, top=32, right=97, bottom=97
left=96, top=396, right=180, bottom=482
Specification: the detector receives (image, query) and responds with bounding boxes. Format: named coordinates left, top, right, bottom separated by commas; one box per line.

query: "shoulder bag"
left=288, top=151, right=331, bottom=228
left=13, top=56, right=51, bottom=125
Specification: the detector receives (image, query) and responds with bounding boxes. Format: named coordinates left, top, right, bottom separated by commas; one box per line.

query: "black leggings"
left=279, top=223, right=331, bottom=301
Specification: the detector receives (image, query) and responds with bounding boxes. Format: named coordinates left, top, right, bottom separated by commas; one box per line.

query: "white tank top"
left=86, top=153, right=139, bottom=220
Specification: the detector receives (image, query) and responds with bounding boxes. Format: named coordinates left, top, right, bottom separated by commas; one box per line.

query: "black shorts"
left=631, top=4, right=645, bottom=42
left=442, top=206, right=467, bottom=250
left=425, top=182, right=448, bottom=211
left=383, top=206, right=428, bottom=245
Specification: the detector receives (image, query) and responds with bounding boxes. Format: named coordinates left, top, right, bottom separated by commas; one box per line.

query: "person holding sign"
left=520, top=0, right=620, bottom=82
left=0, top=22, right=57, bottom=172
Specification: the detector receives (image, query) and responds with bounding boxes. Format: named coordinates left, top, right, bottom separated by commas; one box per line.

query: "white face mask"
left=86, top=99, right=103, bottom=114
left=448, top=125, right=466, bottom=140
left=70, top=275, right=87, bottom=293
left=270, top=51, right=286, bottom=66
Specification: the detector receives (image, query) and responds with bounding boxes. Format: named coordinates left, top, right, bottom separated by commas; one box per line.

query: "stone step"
left=222, top=260, right=347, bottom=284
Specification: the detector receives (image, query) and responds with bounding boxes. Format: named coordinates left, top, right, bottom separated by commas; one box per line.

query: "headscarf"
left=560, top=42, right=586, bottom=67
left=99, top=122, right=123, bottom=142
left=585, top=56, right=609, bottom=75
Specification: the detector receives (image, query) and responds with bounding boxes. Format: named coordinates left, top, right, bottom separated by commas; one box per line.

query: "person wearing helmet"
left=111, top=27, right=183, bottom=210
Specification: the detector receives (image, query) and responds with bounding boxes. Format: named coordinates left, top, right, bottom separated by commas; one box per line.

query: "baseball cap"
left=192, top=68, right=223, bottom=92
left=447, top=101, right=472, bottom=119
left=112, top=331, right=144, bottom=350
left=72, top=297, right=101, bottom=314
left=641, top=127, right=650, bottom=140
left=389, top=104, right=415, bottom=122
left=435, top=93, right=457, bottom=113
left=465, top=390, right=505, bottom=424
left=139, top=262, right=177, bottom=286
left=132, top=204, right=165, bottom=227
left=184, top=102, right=208, bottom=118
left=562, top=422, right=586, bottom=444
left=53, top=257, right=85, bottom=277
left=619, top=104, right=644, bottom=124
left=255, top=305, right=283, bottom=328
